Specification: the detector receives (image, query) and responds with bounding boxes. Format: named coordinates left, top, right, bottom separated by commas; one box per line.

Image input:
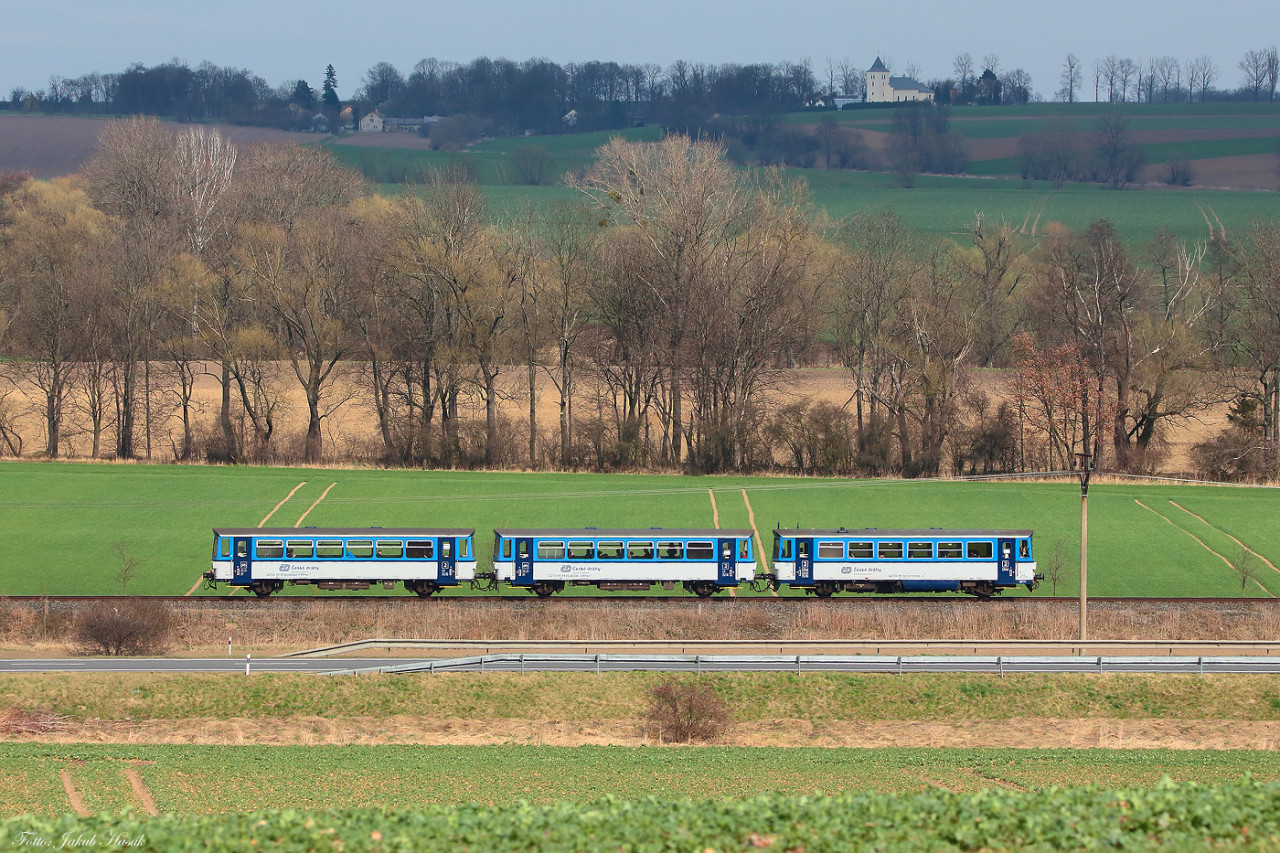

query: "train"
left=206, top=524, right=1040, bottom=598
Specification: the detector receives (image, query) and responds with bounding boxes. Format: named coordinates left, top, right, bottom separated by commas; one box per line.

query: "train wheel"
left=813, top=582, right=836, bottom=599
left=532, top=582, right=557, bottom=598
left=692, top=582, right=717, bottom=599
left=250, top=582, right=274, bottom=598
left=412, top=582, right=439, bottom=598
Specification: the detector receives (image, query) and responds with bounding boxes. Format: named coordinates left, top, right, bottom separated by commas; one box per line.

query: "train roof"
left=213, top=528, right=476, bottom=537
left=493, top=528, right=755, bottom=538
left=772, top=528, right=1034, bottom=537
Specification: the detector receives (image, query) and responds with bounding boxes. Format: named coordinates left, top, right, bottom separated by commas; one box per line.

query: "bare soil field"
left=0, top=115, right=321, bottom=178
left=6, top=714, right=1276, bottom=751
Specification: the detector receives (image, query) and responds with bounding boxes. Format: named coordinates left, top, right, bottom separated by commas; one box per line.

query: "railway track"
left=6, top=594, right=1278, bottom=607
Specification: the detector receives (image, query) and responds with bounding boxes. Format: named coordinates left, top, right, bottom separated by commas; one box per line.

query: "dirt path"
left=58, top=767, right=90, bottom=817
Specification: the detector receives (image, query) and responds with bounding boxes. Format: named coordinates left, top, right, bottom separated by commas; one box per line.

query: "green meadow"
left=0, top=462, right=1275, bottom=597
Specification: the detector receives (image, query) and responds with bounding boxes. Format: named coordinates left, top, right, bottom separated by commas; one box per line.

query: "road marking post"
left=245, top=654, right=251, bottom=676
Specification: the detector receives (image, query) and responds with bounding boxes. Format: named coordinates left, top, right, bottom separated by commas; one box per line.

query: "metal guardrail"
left=288, top=638, right=1280, bottom=658
left=321, top=653, right=1280, bottom=676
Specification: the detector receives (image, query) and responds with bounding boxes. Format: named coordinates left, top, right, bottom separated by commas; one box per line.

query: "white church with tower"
left=864, top=57, right=934, bottom=103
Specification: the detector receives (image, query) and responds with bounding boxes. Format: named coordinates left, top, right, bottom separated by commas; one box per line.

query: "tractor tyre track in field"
left=1170, top=500, right=1278, bottom=575
left=59, top=767, right=90, bottom=817
left=1135, top=500, right=1275, bottom=597
left=259, top=481, right=308, bottom=527
left=295, top=482, right=338, bottom=527
left=125, top=767, right=159, bottom=815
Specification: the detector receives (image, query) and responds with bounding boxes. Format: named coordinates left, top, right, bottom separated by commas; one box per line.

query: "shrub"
left=645, top=678, right=730, bottom=743
left=71, top=600, right=172, bottom=656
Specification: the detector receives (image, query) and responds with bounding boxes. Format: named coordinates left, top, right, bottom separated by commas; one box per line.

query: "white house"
left=359, top=111, right=384, bottom=132
left=865, top=57, right=934, bottom=103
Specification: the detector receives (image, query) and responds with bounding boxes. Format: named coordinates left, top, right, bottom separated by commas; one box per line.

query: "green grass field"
left=4, top=672, right=1278, bottom=724
left=2, top=742, right=1277, bottom=816
left=325, top=101, right=1280, bottom=245
left=0, top=462, right=1276, bottom=597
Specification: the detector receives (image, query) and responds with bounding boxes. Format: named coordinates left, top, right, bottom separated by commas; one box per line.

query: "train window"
left=517, top=541, right=530, bottom=558
left=257, top=540, right=284, bottom=559
left=287, top=540, right=314, bottom=559
left=938, top=541, right=963, bottom=559
left=407, top=540, right=435, bottom=559
left=220, top=539, right=232, bottom=559
left=236, top=540, right=248, bottom=558
left=347, top=540, right=374, bottom=559
left=686, top=541, right=714, bottom=560
left=628, top=541, right=655, bottom=560
left=848, top=541, right=873, bottom=559
left=796, top=540, right=810, bottom=558
left=538, top=541, right=566, bottom=560
left=738, top=539, right=750, bottom=559
left=317, top=540, right=343, bottom=559
left=658, top=541, right=684, bottom=560
left=498, top=539, right=511, bottom=560
left=568, top=541, right=595, bottom=560
left=597, top=541, right=624, bottom=560
left=877, top=541, right=904, bottom=559
left=777, top=539, right=793, bottom=560
left=459, top=539, right=470, bottom=558
left=441, top=540, right=452, bottom=558
left=967, top=541, right=994, bottom=560
left=908, top=542, right=933, bottom=559
left=377, top=540, right=404, bottom=559
left=1019, top=539, right=1031, bottom=559
left=817, top=541, right=844, bottom=560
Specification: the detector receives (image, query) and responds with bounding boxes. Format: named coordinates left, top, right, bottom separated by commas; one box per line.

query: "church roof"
left=867, top=57, right=889, bottom=73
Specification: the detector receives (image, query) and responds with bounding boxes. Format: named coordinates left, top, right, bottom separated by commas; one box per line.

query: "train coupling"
left=202, top=571, right=219, bottom=590
left=749, top=576, right=779, bottom=593
left=470, top=574, right=498, bottom=592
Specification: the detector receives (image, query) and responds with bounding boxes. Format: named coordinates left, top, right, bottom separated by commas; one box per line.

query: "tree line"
left=0, top=120, right=1277, bottom=480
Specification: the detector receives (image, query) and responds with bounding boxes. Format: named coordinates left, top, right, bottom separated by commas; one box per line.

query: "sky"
left=1, top=0, right=1269, bottom=101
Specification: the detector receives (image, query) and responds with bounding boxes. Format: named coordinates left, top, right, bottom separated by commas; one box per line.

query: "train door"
left=716, top=538, right=736, bottom=585
left=232, top=536, right=253, bottom=585
left=795, top=537, right=813, bottom=585
left=439, top=537, right=456, bottom=584
left=997, top=538, right=1016, bottom=584
left=514, top=537, right=535, bottom=586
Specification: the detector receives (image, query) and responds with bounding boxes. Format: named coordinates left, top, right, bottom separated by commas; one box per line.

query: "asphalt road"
left=5, top=654, right=1279, bottom=675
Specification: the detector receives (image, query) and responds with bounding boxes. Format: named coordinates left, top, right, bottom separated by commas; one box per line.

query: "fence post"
left=245, top=654, right=250, bottom=676
left=997, top=656, right=1004, bottom=679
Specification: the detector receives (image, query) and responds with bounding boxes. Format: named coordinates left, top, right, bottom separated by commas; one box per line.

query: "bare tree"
left=1240, top=49, right=1271, bottom=101
left=573, top=135, right=747, bottom=465
left=1058, top=54, right=1082, bottom=103
left=953, top=53, right=975, bottom=94
left=1186, top=56, right=1217, bottom=103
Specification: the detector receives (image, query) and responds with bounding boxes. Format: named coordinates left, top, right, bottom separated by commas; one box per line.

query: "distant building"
left=865, top=57, right=934, bottom=103
left=359, top=111, right=384, bottom=132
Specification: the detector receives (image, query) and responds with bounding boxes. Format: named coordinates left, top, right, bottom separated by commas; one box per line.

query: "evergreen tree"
left=321, top=65, right=340, bottom=112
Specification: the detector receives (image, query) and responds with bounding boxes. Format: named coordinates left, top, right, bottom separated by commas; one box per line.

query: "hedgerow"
left=3, top=777, right=1280, bottom=852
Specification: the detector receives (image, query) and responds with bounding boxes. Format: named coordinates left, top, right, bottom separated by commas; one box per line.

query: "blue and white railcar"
left=492, top=528, right=756, bottom=597
left=205, top=527, right=477, bottom=597
left=771, top=528, right=1039, bottom=597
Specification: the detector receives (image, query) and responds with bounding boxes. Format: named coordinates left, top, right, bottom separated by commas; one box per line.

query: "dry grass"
left=3, top=598, right=1278, bottom=655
